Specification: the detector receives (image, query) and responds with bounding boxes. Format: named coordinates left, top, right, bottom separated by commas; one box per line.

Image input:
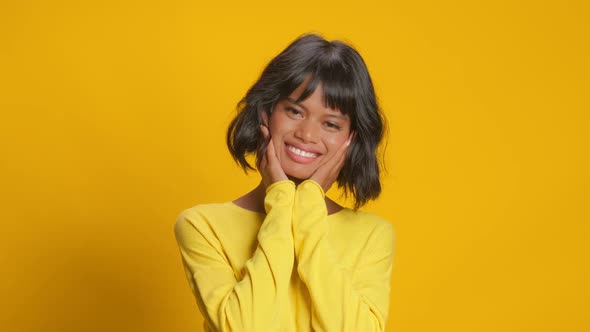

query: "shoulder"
left=338, top=209, right=395, bottom=245
left=176, top=202, right=232, bottom=221
left=174, top=203, right=233, bottom=240
left=340, top=209, right=392, bottom=229
left=176, top=202, right=226, bottom=226
left=175, top=201, right=261, bottom=240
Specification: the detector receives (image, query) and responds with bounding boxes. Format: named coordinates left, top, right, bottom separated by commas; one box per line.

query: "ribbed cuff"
left=298, top=179, right=326, bottom=198
left=265, top=180, right=296, bottom=194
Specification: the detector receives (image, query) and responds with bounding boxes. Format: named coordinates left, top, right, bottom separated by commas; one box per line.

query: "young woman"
left=175, top=33, right=395, bottom=332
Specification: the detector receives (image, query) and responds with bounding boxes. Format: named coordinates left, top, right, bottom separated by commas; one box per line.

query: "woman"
left=175, top=33, right=395, bottom=332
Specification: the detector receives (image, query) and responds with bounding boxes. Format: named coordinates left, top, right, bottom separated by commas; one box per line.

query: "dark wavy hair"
left=226, top=33, right=386, bottom=209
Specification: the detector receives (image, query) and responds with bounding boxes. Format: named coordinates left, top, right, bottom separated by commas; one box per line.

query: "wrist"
left=265, top=179, right=296, bottom=194
left=299, top=179, right=326, bottom=198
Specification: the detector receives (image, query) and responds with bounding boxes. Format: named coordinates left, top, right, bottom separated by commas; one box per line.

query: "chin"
left=283, top=167, right=315, bottom=182
left=286, top=175, right=305, bottom=183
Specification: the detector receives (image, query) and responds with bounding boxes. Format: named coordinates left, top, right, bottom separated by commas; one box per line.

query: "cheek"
left=268, top=113, right=290, bottom=137
left=323, top=133, right=349, bottom=155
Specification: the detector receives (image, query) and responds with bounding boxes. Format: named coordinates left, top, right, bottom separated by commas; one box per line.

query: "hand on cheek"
left=258, top=125, right=288, bottom=188
left=309, top=136, right=352, bottom=193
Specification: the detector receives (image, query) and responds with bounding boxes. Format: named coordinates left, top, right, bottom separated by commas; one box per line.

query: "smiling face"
left=264, top=83, right=352, bottom=180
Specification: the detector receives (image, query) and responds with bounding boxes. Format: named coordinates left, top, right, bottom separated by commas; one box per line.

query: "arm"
left=174, top=180, right=295, bottom=332
left=293, top=180, right=395, bottom=332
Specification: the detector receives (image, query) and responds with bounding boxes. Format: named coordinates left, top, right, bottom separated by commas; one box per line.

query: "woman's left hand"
left=309, top=136, right=352, bottom=193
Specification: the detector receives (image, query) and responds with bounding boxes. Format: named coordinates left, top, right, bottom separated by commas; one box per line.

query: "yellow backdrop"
left=1, top=1, right=588, bottom=331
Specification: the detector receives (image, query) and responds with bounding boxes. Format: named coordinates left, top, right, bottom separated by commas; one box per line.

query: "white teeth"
left=288, top=145, right=318, bottom=158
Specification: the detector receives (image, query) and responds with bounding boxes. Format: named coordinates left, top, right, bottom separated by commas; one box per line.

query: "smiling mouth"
left=286, top=145, right=319, bottom=158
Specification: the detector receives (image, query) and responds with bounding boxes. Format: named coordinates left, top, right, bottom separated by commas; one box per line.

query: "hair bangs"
left=294, top=68, right=357, bottom=120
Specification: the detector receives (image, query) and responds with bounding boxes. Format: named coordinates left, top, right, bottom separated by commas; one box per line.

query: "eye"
left=324, top=122, right=342, bottom=131
left=285, top=107, right=303, bottom=118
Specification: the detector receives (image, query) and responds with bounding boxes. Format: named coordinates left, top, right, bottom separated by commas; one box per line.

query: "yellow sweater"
left=174, top=180, right=395, bottom=332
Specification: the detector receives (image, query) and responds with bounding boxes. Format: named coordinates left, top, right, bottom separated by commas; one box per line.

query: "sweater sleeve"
left=174, top=180, right=296, bottom=332
left=292, top=180, right=395, bottom=332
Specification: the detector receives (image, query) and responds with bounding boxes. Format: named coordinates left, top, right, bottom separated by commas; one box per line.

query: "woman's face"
left=265, top=83, right=352, bottom=180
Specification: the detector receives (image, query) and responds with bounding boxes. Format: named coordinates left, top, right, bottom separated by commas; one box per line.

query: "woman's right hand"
left=258, top=124, right=288, bottom=188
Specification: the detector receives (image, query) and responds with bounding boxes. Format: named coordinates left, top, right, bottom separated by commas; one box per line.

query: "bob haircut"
left=226, top=33, right=386, bottom=209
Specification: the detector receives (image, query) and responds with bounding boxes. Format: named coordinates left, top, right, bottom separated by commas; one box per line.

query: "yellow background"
left=1, top=1, right=588, bottom=331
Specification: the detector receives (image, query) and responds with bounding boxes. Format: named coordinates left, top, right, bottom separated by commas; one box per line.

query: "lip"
left=284, top=144, right=322, bottom=164
left=285, top=142, right=322, bottom=155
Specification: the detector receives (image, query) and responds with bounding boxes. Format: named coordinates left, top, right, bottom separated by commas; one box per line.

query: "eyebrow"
left=285, top=97, right=348, bottom=119
left=286, top=97, right=309, bottom=111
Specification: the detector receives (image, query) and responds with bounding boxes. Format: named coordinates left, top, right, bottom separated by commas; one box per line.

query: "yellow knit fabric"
left=175, top=180, right=395, bottom=332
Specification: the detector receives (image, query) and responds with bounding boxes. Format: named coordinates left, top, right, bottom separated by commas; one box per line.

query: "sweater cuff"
left=298, top=180, right=326, bottom=198
left=265, top=180, right=296, bottom=194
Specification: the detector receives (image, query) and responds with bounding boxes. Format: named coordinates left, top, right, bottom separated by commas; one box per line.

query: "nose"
left=294, top=119, right=320, bottom=143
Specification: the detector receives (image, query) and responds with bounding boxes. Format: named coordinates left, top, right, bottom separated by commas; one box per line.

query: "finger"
left=328, top=138, right=351, bottom=177
left=336, top=142, right=349, bottom=167
left=266, top=136, right=277, bottom=164
left=324, top=137, right=351, bottom=169
left=260, top=124, right=270, bottom=140
left=259, top=150, right=268, bottom=167
left=257, top=125, right=270, bottom=168
left=257, top=151, right=267, bottom=170
left=260, top=124, right=276, bottom=160
left=268, top=137, right=282, bottom=163
left=331, top=143, right=349, bottom=176
left=312, top=139, right=349, bottom=181
left=340, top=137, right=352, bottom=161
left=260, top=125, right=272, bottom=159
left=315, top=139, right=347, bottom=170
